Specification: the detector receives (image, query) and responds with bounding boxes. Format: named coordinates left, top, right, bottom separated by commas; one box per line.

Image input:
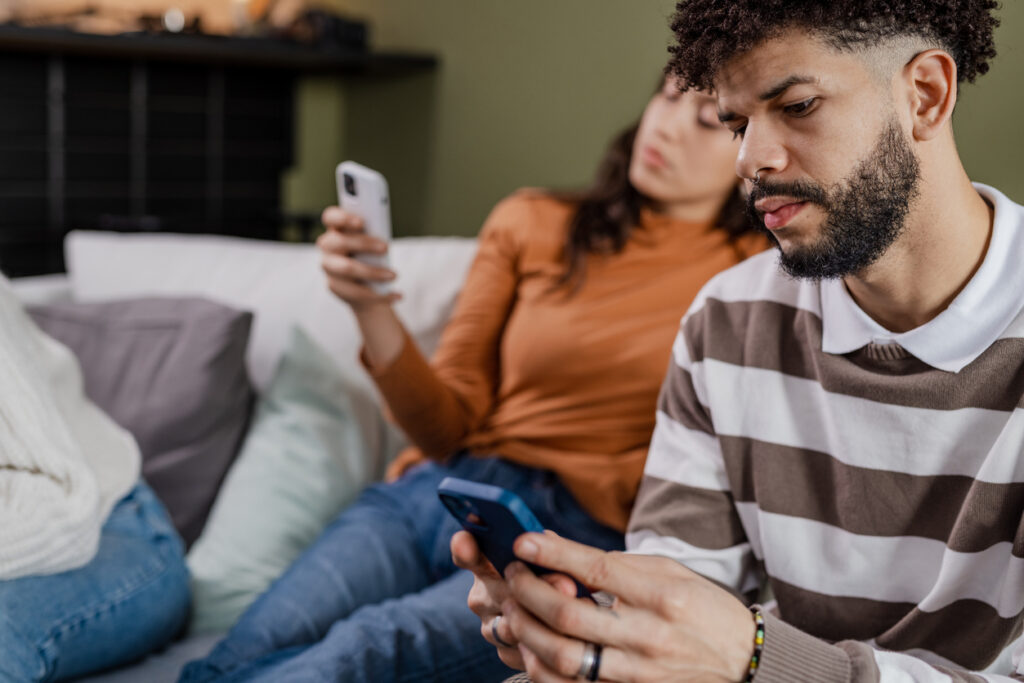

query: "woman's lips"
left=763, top=201, right=807, bottom=230
left=640, top=146, right=668, bottom=169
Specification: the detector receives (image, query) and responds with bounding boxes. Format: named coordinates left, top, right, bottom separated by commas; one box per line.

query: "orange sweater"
left=367, top=191, right=767, bottom=530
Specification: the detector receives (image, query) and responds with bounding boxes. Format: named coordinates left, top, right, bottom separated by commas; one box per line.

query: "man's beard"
left=746, top=120, right=921, bottom=280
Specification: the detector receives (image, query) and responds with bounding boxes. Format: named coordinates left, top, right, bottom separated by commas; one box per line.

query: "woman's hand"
left=318, top=206, right=407, bottom=369
left=317, top=206, right=400, bottom=311
left=502, top=533, right=755, bottom=683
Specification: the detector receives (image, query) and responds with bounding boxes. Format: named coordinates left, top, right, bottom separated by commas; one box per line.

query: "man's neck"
left=842, top=169, right=994, bottom=334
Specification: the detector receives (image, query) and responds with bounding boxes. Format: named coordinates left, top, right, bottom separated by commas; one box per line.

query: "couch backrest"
left=65, top=231, right=479, bottom=394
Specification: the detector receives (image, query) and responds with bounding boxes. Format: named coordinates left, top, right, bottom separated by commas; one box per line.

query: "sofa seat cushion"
left=75, top=632, right=222, bottom=683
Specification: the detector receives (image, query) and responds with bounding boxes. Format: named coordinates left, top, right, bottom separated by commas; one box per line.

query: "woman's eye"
left=697, top=104, right=721, bottom=129
left=731, top=125, right=747, bottom=140
left=784, top=98, right=818, bottom=117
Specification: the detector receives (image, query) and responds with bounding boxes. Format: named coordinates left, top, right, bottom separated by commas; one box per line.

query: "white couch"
left=11, top=230, right=478, bottom=682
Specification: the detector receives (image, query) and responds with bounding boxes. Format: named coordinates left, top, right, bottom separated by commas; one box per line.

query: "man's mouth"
left=755, top=198, right=809, bottom=230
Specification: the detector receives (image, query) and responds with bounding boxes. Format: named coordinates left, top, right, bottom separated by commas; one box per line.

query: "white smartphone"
left=335, top=161, right=392, bottom=294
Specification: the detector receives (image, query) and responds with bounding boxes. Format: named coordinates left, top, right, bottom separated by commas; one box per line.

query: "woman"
left=181, top=76, right=766, bottom=683
left=0, top=275, right=190, bottom=682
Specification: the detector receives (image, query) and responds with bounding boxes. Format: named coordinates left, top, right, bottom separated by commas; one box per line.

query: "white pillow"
left=185, top=326, right=384, bottom=635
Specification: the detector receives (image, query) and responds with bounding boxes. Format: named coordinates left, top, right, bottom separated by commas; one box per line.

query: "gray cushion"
left=29, top=297, right=254, bottom=547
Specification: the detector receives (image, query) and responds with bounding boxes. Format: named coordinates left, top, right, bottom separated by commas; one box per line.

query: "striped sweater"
left=627, top=184, right=1024, bottom=682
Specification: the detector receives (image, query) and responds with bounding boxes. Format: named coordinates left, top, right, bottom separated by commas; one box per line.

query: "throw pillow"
left=29, top=297, right=254, bottom=547
left=185, top=325, right=382, bottom=635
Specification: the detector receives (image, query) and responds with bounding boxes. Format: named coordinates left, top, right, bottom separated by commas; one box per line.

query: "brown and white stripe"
left=627, top=248, right=1024, bottom=682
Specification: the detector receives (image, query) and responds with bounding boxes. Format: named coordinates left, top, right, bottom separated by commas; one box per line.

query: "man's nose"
left=735, top=121, right=787, bottom=181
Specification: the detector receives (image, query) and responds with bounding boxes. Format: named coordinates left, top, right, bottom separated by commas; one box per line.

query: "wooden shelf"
left=0, top=24, right=438, bottom=74
left=0, top=24, right=437, bottom=276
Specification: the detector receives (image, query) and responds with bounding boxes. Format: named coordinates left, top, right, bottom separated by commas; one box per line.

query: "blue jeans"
left=0, top=480, right=190, bottom=682
left=179, top=454, right=624, bottom=683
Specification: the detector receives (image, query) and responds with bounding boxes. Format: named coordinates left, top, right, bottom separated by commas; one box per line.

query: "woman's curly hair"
left=667, top=0, right=1001, bottom=91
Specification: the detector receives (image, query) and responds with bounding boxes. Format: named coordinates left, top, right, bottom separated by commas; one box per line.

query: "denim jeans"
left=0, top=480, right=190, bottom=682
left=179, top=454, right=624, bottom=683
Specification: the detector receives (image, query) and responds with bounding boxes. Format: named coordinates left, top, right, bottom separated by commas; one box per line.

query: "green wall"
left=284, top=1, right=1024, bottom=237
left=284, top=0, right=678, bottom=237
left=955, top=1, right=1024, bottom=203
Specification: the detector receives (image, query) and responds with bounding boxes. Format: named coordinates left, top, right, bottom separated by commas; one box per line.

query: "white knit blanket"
left=0, top=275, right=139, bottom=580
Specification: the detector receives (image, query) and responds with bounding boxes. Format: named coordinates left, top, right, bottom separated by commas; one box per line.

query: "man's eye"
left=784, top=98, right=818, bottom=117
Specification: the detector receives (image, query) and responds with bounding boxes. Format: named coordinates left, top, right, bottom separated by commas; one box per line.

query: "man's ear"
left=902, top=49, right=958, bottom=141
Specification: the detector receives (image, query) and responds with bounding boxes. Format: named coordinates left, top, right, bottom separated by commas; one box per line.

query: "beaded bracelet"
left=745, top=606, right=766, bottom=682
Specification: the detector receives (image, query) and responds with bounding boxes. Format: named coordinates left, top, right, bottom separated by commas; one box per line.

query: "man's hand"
left=452, top=530, right=526, bottom=670
left=452, top=530, right=582, bottom=671
left=502, top=533, right=755, bottom=683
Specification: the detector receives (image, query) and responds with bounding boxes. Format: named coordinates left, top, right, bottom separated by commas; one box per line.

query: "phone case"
left=438, top=477, right=543, bottom=576
left=336, top=161, right=392, bottom=294
left=438, top=477, right=592, bottom=598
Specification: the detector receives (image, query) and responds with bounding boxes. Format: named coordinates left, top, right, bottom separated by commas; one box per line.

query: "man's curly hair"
left=668, top=0, right=1001, bottom=92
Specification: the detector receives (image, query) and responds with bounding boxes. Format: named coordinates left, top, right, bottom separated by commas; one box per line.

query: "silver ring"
left=491, top=615, right=514, bottom=648
left=577, top=641, right=601, bottom=680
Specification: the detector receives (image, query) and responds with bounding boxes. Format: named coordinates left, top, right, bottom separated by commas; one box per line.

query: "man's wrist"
left=722, top=602, right=759, bottom=682
left=742, top=606, right=766, bottom=681
left=752, top=611, right=852, bottom=683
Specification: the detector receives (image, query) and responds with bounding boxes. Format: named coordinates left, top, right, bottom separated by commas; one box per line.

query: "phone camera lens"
left=457, top=499, right=488, bottom=529
left=343, top=173, right=357, bottom=196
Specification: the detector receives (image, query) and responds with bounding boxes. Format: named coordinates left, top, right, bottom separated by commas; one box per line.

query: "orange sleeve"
left=363, top=194, right=526, bottom=459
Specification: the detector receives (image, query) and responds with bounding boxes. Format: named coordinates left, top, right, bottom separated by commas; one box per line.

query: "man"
left=455, top=1, right=1024, bottom=681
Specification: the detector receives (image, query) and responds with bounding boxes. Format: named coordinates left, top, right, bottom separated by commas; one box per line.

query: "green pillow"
left=186, top=326, right=380, bottom=634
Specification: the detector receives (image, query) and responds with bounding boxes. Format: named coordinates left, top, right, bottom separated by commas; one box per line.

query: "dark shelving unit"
left=0, top=25, right=437, bottom=276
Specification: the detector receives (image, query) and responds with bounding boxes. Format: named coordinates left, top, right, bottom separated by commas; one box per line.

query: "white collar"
left=820, top=184, right=1024, bottom=373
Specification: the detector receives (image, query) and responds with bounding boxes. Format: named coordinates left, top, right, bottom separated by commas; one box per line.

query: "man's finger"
left=519, top=646, right=577, bottom=683
left=541, top=572, right=578, bottom=598
left=518, top=617, right=660, bottom=683
left=451, top=531, right=499, bottom=578
left=489, top=614, right=518, bottom=650
left=505, top=562, right=640, bottom=650
left=498, top=646, right=527, bottom=672
left=514, top=533, right=688, bottom=608
left=506, top=601, right=591, bottom=682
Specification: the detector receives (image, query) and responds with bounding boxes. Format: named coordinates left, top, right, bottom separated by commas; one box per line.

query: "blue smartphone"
left=438, top=477, right=591, bottom=598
